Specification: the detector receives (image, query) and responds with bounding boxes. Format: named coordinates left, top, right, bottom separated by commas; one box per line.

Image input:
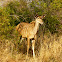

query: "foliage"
left=6, top=1, right=34, bottom=24
left=0, top=7, right=13, bottom=36
left=30, top=1, right=47, bottom=15
left=50, top=0, right=62, bottom=11
left=0, top=0, right=62, bottom=39
left=43, top=14, right=60, bottom=34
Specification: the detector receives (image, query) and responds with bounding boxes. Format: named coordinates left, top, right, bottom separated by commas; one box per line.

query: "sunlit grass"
left=0, top=33, right=62, bottom=62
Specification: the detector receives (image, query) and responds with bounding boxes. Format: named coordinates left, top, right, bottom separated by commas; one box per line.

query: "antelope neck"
left=33, top=21, right=39, bottom=35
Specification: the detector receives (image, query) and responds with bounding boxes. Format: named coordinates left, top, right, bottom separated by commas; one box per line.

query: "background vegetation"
left=0, top=0, right=62, bottom=62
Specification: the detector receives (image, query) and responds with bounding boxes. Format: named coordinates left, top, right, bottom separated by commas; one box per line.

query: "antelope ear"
left=35, top=14, right=39, bottom=18
left=41, top=15, right=45, bottom=19
left=43, top=15, right=45, bottom=18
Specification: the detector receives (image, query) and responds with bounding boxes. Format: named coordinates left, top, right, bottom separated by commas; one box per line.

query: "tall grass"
left=0, top=33, right=62, bottom=62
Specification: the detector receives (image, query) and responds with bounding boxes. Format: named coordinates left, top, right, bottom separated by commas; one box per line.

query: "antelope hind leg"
left=32, top=40, right=35, bottom=58
left=20, top=38, right=24, bottom=43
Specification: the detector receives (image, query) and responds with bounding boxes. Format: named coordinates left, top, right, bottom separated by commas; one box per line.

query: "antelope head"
left=35, top=15, right=45, bottom=24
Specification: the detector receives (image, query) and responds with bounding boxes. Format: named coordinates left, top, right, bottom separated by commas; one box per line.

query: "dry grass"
left=0, top=34, right=62, bottom=62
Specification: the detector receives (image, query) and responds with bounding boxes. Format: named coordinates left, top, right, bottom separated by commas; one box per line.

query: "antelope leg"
left=27, top=38, right=30, bottom=57
left=32, top=40, right=35, bottom=58
left=20, top=38, right=24, bottom=43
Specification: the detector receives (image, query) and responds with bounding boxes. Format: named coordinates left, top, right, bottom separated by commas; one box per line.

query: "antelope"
left=16, top=15, right=45, bottom=58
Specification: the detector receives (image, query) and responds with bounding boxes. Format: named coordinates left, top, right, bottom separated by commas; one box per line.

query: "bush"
left=0, top=7, right=14, bottom=38
left=0, top=0, right=62, bottom=39
left=43, top=14, right=60, bottom=34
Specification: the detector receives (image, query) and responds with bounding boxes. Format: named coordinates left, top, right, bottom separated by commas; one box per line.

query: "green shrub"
left=0, top=0, right=62, bottom=39
left=0, top=7, right=14, bottom=38
left=43, top=14, right=60, bottom=34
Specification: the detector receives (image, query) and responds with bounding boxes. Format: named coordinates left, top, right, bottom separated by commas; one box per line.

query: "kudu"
left=16, top=15, right=45, bottom=58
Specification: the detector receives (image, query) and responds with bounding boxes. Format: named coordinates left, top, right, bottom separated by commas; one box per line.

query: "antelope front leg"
left=32, top=40, right=35, bottom=58
left=27, top=38, right=30, bottom=57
